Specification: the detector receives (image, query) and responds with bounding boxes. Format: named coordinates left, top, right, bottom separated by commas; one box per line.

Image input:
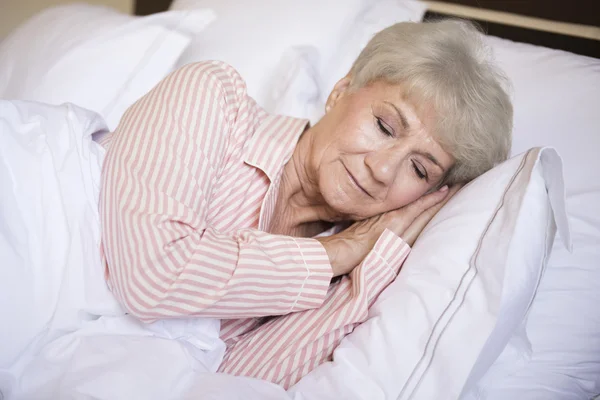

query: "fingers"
left=434, top=184, right=462, bottom=208
left=402, top=184, right=462, bottom=246
left=402, top=212, right=430, bottom=246
left=419, top=184, right=462, bottom=217
left=403, top=185, right=450, bottom=217
left=382, top=185, right=450, bottom=237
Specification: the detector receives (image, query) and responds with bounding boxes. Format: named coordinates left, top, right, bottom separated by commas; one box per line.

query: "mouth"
left=342, top=163, right=373, bottom=199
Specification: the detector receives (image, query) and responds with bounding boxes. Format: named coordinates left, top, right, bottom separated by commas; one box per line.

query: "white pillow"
left=289, top=147, right=570, bottom=399
left=318, top=0, right=427, bottom=108
left=460, top=37, right=600, bottom=399
left=269, top=46, right=322, bottom=120
left=272, top=0, right=427, bottom=123
left=169, top=0, right=366, bottom=112
left=0, top=4, right=215, bottom=130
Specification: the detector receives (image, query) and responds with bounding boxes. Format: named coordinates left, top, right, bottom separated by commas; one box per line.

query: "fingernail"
left=439, top=185, right=448, bottom=193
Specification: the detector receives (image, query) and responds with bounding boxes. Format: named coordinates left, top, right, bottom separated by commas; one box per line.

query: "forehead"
left=360, top=80, right=431, bottom=120
left=362, top=81, right=454, bottom=164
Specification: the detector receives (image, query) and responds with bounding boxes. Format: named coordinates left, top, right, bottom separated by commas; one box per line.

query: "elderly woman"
left=99, top=20, right=512, bottom=388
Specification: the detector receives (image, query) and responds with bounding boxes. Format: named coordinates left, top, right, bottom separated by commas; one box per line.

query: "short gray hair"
left=349, top=20, right=513, bottom=185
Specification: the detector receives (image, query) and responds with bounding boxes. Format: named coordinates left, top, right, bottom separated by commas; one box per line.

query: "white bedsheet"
left=0, top=101, right=229, bottom=400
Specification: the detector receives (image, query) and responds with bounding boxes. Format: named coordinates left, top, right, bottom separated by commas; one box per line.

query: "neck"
left=270, top=128, right=342, bottom=235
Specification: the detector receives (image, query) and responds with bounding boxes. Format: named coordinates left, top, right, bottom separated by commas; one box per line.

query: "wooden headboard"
left=134, top=0, right=600, bottom=58
left=423, top=1, right=599, bottom=58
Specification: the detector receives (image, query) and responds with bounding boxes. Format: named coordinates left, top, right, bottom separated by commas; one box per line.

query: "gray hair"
left=349, top=20, right=513, bottom=185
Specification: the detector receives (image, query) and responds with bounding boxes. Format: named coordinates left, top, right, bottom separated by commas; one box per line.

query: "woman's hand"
left=317, top=185, right=461, bottom=277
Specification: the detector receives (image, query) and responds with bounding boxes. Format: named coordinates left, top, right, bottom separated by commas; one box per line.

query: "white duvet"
left=0, top=100, right=282, bottom=400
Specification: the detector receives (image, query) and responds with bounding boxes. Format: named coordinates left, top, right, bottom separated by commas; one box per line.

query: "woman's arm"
left=317, top=184, right=456, bottom=276
left=218, top=229, right=411, bottom=389
left=100, top=61, right=332, bottom=323
left=217, top=187, right=460, bottom=387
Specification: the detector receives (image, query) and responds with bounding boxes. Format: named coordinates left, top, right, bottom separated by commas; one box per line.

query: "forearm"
left=105, top=226, right=333, bottom=322
left=218, top=229, right=411, bottom=388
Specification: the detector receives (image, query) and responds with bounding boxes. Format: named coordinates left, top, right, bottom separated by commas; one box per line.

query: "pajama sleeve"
left=218, top=229, right=410, bottom=389
left=99, top=61, right=332, bottom=323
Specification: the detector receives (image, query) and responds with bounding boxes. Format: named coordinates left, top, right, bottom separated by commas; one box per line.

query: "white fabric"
left=288, top=148, right=569, bottom=400
left=297, top=16, right=600, bottom=396
left=269, top=47, right=322, bottom=121
left=460, top=37, right=600, bottom=399
left=0, top=105, right=570, bottom=400
left=0, top=101, right=224, bottom=400
left=0, top=4, right=215, bottom=130
left=273, top=0, right=427, bottom=123
left=169, top=0, right=366, bottom=112
left=318, top=0, right=427, bottom=111
left=1, top=4, right=597, bottom=398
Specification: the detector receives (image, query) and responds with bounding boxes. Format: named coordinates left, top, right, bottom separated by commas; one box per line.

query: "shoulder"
left=171, top=61, right=247, bottom=100
left=169, top=61, right=263, bottom=126
left=176, top=60, right=243, bottom=80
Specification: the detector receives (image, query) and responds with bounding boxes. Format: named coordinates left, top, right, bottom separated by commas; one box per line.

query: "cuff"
left=357, top=229, right=411, bottom=301
left=288, top=236, right=333, bottom=313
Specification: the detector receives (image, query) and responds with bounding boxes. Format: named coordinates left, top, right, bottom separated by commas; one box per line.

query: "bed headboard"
left=134, top=0, right=600, bottom=58
left=423, top=1, right=599, bottom=58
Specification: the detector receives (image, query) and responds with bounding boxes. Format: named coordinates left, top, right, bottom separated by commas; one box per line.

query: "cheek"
left=320, top=106, right=377, bottom=153
left=386, top=179, right=428, bottom=210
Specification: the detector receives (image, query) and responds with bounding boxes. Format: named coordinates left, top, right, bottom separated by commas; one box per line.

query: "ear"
left=325, top=75, right=352, bottom=114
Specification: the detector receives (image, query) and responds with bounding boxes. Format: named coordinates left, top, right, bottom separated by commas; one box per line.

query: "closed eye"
left=412, top=160, right=428, bottom=181
left=376, top=117, right=393, bottom=137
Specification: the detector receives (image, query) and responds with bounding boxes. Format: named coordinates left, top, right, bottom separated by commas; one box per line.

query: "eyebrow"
left=417, top=150, right=445, bottom=173
left=382, top=101, right=446, bottom=173
left=384, top=101, right=409, bottom=131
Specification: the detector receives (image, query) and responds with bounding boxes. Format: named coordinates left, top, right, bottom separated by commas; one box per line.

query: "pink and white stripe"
left=218, top=229, right=409, bottom=388
left=99, top=61, right=410, bottom=389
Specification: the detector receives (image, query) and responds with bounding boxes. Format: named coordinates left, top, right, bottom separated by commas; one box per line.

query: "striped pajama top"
left=99, top=61, right=410, bottom=389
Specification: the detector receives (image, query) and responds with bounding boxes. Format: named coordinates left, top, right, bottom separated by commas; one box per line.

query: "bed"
left=0, top=1, right=599, bottom=399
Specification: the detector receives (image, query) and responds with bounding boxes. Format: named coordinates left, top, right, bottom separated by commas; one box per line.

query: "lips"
left=343, top=163, right=373, bottom=198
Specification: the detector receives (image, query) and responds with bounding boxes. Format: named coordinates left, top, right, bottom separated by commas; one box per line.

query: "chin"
left=318, top=164, right=378, bottom=220
left=319, top=184, right=371, bottom=221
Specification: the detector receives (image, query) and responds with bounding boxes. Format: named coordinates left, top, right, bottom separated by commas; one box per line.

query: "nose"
left=364, top=146, right=405, bottom=187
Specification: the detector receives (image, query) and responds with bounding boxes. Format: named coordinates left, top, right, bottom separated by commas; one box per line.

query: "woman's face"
left=310, top=78, right=455, bottom=221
